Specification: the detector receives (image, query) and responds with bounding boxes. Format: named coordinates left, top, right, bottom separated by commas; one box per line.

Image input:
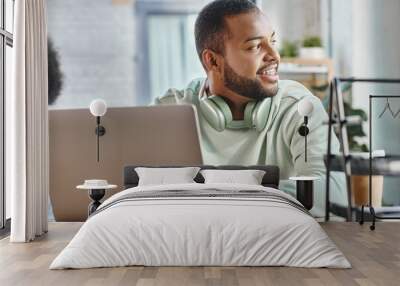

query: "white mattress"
left=50, top=183, right=351, bottom=269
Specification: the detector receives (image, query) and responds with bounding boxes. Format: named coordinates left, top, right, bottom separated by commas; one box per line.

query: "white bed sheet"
left=50, top=183, right=350, bottom=269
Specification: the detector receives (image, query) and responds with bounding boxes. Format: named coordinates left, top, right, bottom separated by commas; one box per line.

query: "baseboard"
left=0, top=218, right=11, bottom=239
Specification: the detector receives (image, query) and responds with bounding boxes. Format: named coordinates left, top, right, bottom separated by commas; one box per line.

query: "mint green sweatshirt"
left=155, top=78, right=346, bottom=217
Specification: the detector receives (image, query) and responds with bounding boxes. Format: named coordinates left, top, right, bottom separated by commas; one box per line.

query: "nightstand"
left=76, top=180, right=117, bottom=216
left=289, top=176, right=319, bottom=210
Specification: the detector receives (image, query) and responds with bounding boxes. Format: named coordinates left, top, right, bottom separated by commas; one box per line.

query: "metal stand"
left=325, top=78, right=400, bottom=225
left=290, top=177, right=317, bottom=211
left=359, top=95, right=400, bottom=231
left=325, top=78, right=354, bottom=222
left=296, top=180, right=314, bottom=210
left=88, top=189, right=105, bottom=216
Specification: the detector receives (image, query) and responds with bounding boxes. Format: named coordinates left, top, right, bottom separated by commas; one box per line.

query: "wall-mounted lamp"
left=297, top=99, right=314, bottom=163
left=89, top=99, right=107, bottom=162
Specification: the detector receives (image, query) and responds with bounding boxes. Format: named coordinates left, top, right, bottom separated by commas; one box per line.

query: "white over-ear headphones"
left=198, top=80, right=275, bottom=132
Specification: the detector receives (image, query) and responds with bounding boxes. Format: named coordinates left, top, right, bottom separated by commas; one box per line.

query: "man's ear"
left=202, top=49, right=222, bottom=74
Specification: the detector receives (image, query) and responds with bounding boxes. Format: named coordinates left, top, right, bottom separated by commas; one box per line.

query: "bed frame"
left=123, top=165, right=280, bottom=189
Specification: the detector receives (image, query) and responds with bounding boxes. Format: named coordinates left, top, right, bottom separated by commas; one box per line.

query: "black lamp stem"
left=97, top=116, right=100, bottom=162
left=305, top=131, right=307, bottom=162
left=304, top=116, right=308, bottom=162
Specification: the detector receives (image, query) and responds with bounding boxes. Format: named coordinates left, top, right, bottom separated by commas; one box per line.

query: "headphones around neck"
left=198, top=80, right=274, bottom=132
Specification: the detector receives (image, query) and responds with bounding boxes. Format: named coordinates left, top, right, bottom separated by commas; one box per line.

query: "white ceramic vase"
left=299, top=47, right=325, bottom=59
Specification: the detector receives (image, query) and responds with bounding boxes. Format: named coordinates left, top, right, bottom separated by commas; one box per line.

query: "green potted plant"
left=341, top=83, right=383, bottom=207
left=279, top=40, right=298, bottom=58
left=299, top=36, right=325, bottom=59
left=344, top=101, right=368, bottom=152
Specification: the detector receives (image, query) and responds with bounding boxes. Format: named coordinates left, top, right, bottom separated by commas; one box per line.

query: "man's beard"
left=223, top=61, right=279, bottom=100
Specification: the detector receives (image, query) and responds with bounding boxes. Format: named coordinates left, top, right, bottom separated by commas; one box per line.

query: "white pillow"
left=135, top=167, right=200, bottom=186
left=200, top=169, right=266, bottom=185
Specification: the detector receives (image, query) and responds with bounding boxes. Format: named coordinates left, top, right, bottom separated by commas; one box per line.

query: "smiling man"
left=154, top=0, right=346, bottom=217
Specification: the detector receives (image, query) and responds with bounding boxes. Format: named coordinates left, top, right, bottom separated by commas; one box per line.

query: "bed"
left=50, top=165, right=350, bottom=269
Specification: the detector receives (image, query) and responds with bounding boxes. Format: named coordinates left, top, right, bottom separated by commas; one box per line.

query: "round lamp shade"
left=89, top=99, right=107, bottom=117
left=297, top=99, right=314, bottom=117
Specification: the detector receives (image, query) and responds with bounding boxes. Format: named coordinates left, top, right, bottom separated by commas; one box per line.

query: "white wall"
left=327, top=0, right=353, bottom=76
left=47, top=0, right=137, bottom=109
left=262, top=0, right=321, bottom=46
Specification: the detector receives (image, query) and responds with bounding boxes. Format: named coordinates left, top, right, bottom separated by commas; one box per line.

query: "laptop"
left=49, top=105, right=203, bottom=221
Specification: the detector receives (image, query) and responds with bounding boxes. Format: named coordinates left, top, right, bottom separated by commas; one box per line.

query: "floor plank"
left=0, top=222, right=399, bottom=286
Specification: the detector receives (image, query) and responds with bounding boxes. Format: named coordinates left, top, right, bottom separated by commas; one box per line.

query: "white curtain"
left=147, top=14, right=205, bottom=101
left=8, top=0, right=49, bottom=242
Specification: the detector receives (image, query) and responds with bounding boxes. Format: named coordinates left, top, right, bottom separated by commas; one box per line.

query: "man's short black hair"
left=194, top=0, right=259, bottom=66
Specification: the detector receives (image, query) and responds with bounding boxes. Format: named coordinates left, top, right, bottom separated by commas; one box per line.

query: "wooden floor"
left=0, top=222, right=399, bottom=286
